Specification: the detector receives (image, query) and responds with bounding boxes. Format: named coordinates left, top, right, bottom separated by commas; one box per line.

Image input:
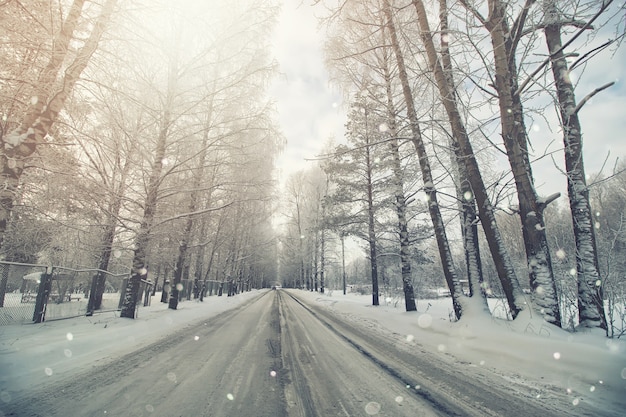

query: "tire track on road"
left=283, top=290, right=574, bottom=417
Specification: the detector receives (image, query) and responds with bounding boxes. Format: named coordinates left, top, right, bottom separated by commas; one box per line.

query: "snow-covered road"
left=2, top=290, right=436, bottom=416
left=279, top=289, right=440, bottom=416
left=1, top=289, right=624, bottom=416
left=281, top=291, right=599, bottom=417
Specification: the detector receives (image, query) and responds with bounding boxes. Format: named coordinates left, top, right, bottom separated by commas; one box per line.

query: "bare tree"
left=0, top=0, right=117, bottom=252
left=542, top=0, right=611, bottom=330
left=407, top=0, right=529, bottom=318
left=437, top=0, right=486, bottom=305
left=383, top=0, right=459, bottom=315
left=458, top=0, right=562, bottom=326
left=378, top=32, right=417, bottom=312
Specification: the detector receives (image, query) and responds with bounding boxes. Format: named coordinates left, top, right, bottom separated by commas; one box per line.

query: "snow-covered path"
left=285, top=291, right=623, bottom=416
left=1, top=289, right=624, bottom=416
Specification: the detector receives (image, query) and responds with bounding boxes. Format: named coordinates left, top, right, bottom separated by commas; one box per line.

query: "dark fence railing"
left=0, top=261, right=248, bottom=325
left=0, top=261, right=129, bottom=325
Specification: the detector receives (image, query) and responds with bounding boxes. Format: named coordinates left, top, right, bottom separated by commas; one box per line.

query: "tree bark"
left=411, top=0, right=525, bottom=318
left=381, top=47, right=416, bottom=312
left=384, top=0, right=457, bottom=317
left=438, top=0, right=487, bottom=304
left=364, top=107, right=380, bottom=307
left=89, top=128, right=137, bottom=312
left=483, top=0, right=561, bottom=327
left=169, top=109, right=214, bottom=309
left=12, top=0, right=87, bottom=138
left=543, top=1, right=607, bottom=330
left=87, top=215, right=117, bottom=314
left=120, top=83, right=172, bottom=317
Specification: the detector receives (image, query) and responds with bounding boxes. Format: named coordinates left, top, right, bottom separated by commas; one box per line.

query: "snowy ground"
left=1, top=289, right=624, bottom=415
left=299, top=290, right=626, bottom=415
left=0, top=291, right=264, bottom=398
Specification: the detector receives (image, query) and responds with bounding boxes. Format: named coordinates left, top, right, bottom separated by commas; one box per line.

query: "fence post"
left=161, top=279, right=170, bottom=303
left=33, top=268, right=53, bottom=323
left=86, top=273, right=100, bottom=316
left=0, top=263, right=9, bottom=308
left=118, top=278, right=128, bottom=310
left=141, top=279, right=152, bottom=307
left=95, top=271, right=109, bottom=310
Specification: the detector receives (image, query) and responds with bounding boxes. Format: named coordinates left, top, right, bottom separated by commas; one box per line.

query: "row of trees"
left=280, top=0, right=624, bottom=335
left=0, top=0, right=282, bottom=318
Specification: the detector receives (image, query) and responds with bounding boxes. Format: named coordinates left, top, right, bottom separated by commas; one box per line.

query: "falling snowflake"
left=364, top=402, right=381, bottom=415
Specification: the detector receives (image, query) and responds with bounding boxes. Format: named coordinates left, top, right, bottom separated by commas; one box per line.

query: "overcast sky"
left=270, top=0, right=346, bottom=184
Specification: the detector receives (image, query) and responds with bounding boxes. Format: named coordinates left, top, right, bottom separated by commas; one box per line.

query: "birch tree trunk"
left=390, top=132, right=416, bottom=311
left=483, top=0, right=562, bottom=327
left=384, top=0, right=458, bottom=317
left=438, top=0, right=487, bottom=304
left=120, top=71, right=174, bottom=318
left=411, top=0, right=525, bottom=318
left=381, top=49, right=416, bottom=312
left=169, top=109, right=214, bottom=309
left=364, top=107, right=380, bottom=307
left=543, top=0, right=607, bottom=330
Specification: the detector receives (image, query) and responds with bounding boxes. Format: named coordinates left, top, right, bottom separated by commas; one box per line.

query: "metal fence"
left=0, top=260, right=247, bottom=325
left=0, top=261, right=130, bottom=326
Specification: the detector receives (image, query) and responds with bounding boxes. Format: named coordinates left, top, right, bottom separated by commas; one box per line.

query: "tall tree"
left=437, top=0, right=486, bottom=304
left=284, top=171, right=308, bottom=289
left=379, top=35, right=417, bottom=312
left=383, top=0, right=458, bottom=315
left=542, top=0, right=610, bottom=330
left=120, top=59, right=174, bottom=318
left=408, top=0, right=526, bottom=318
left=0, top=0, right=117, bottom=252
left=325, top=97, right=385, bottom=306
left=459, top=0, right=562, bottom=326
left=590, top=162, right=626, bottom=336
left=168, top=120, right=213, bottom=309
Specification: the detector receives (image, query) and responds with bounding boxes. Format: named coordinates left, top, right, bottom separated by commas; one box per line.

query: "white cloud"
left=270, top=1, right=346, bottom=180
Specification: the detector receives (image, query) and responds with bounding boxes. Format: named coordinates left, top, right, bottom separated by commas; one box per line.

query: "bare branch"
left=517, top=0, right=615, bottom=96
left=574, top=82, right=615, bottom=114
left=520, top=19, right=590, bottom=38
left=510, top=0, right=538, bottom=56
left=457, top=0, right=488, bottom=27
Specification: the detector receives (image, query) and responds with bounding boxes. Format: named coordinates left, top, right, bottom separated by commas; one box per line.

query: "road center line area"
left=1, top=290, right=583, bottom=416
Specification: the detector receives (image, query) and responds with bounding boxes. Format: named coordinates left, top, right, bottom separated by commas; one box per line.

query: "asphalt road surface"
left=2, top=290, right=597, bottom=416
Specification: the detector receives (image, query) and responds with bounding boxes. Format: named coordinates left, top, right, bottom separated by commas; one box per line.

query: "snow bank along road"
left=1, top=290, right=605, bottom=416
